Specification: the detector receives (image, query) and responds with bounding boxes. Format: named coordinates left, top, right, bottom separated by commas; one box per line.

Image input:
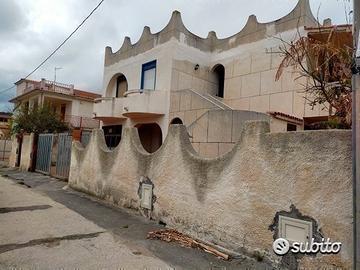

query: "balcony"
left=23, top=79, right=74, bottom=95
left=93, top=97, right=126, bottom=122
left=94, top=90, right=168, bottom=121
left=63, top=115, right=100, bottom=129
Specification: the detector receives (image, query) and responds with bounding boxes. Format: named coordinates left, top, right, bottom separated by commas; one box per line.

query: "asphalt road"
left=0, top=168, right=272, bottom=270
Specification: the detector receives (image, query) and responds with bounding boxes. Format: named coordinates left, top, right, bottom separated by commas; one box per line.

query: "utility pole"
left=353, top=0, right=359, bottom=268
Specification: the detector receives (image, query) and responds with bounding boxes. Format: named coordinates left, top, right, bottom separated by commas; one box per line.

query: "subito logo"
left=273, top=238, right=290, bottom=255
left=272, top=238, right=341, bottom=255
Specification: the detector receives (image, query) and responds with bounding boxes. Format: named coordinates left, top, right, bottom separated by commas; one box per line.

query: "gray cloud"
left=0, top=1, right=28, bottom=37
left=0, top=0, right=353, bottom=111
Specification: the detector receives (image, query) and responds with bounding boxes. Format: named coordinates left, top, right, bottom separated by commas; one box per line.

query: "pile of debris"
left=147, top=229, right=229, bottom=260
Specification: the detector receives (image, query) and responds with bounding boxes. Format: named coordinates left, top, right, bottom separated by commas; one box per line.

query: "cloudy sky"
left=0, top=0, right=353, bottom=111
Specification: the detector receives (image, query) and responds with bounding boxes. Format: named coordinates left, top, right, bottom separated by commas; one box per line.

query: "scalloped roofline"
left=105, top=0, right=318, bottom=66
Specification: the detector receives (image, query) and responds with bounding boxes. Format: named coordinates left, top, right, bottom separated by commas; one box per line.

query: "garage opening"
left=212, top=64, right=225, bottom=98
left=136, top=123, right=162, bottom=153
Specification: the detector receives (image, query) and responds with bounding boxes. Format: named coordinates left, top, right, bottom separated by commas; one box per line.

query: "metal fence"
left=35, top=134, right=54, bottom=174
left=55, top=133, right=72, bottom=179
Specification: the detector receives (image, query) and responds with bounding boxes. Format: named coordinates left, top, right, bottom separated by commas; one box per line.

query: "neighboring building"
left=94, top=0, right=342, bottom=156
left=303, top=20, right=352, bottom=128
left=0, top=112, right=11, bottom=138
left=10, top=78, right=101, bottom=131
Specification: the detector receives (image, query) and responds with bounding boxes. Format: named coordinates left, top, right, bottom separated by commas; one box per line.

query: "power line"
left=0, top=85, right=15, bottom=95
left=0, top=0, right=105, bottom=95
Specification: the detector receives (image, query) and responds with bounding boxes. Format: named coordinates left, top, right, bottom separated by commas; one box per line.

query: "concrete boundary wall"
left=8, top=136, right=18, bottom=167
left=69, top=121, right=352, bottom=268
left=19, top=133, right=34, bottom=171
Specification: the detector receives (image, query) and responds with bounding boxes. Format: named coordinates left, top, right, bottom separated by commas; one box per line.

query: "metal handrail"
left=174, top=89, right=226, bottom=110
left=204, top=93, right=233, bottom=110
left=172, top=89, right=233, bottom=130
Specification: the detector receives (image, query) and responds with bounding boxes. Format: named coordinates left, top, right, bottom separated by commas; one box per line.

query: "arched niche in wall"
left=170, top=117, right=183, bottom=125
left=106, top=73, right=128, bottom=97
left=135, top=123, right=162, bottom=153
left=212, top=64, right=225, bottom=98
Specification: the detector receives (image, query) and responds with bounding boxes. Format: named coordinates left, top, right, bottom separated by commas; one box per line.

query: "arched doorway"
left=136, top=123, right=162, bottom=153
left=212, top=64, right=225, bottom=98
left=116, top=75, right=128, bottom=97
left=106, top=73, right=128, bottom=97
left=170, top=117, right=183, bottom=125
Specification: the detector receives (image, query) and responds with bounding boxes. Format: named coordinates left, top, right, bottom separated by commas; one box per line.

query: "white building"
left=94, top=0, right=346, bottom=156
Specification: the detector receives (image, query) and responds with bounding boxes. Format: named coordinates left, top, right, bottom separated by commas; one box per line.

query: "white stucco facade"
left=95, top=0, right=332, bottom=156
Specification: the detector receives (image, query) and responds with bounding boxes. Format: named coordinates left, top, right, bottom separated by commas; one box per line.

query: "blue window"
left=141, top=60, right=156, bottom=90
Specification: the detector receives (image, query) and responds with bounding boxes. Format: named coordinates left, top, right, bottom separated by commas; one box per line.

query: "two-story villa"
left=94, top=0, right=338, bottom=157
left=11, top=78, right=101, bottom=131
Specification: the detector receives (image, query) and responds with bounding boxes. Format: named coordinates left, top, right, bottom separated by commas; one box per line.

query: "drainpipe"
left=353, top=0, right=359, bottom=268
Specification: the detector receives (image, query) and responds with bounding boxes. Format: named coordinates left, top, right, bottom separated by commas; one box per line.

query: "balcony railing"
left=63, top=115, right=100, bottom=129
left=23, top=79, right=74, bottom=95
left=93, top=97, right=125, bottom=120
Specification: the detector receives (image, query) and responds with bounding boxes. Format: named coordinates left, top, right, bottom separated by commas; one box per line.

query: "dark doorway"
left=102, top=125, right=122, bottom=149
left=213, top=64, right=225, bottom=98
left=116, top=75, right=128, bottom=97
left=136, top=123, right=162, bottom=153
left=15, top=135, right=23, bottom=167
left=170, top=117, right=183, bottom=125
left=60, top=104, right=66, bottom=121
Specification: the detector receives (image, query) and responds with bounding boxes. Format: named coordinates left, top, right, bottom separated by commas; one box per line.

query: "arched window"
left=212, top=64, right=225, bottom=98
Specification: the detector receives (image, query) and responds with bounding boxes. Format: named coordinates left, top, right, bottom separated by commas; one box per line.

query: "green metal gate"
left=35, top=134, right=54, bottom=174
left=55, top=133, right=72, bottom=179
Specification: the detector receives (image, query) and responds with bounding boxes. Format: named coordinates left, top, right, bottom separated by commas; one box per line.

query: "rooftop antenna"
left=54, top=67, right=63, bottom=87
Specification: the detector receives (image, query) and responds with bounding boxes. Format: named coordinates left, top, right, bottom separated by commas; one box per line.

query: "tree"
left=275, top=28, right=353, bottom=128
left=11, top=105, right=69, bottom=135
